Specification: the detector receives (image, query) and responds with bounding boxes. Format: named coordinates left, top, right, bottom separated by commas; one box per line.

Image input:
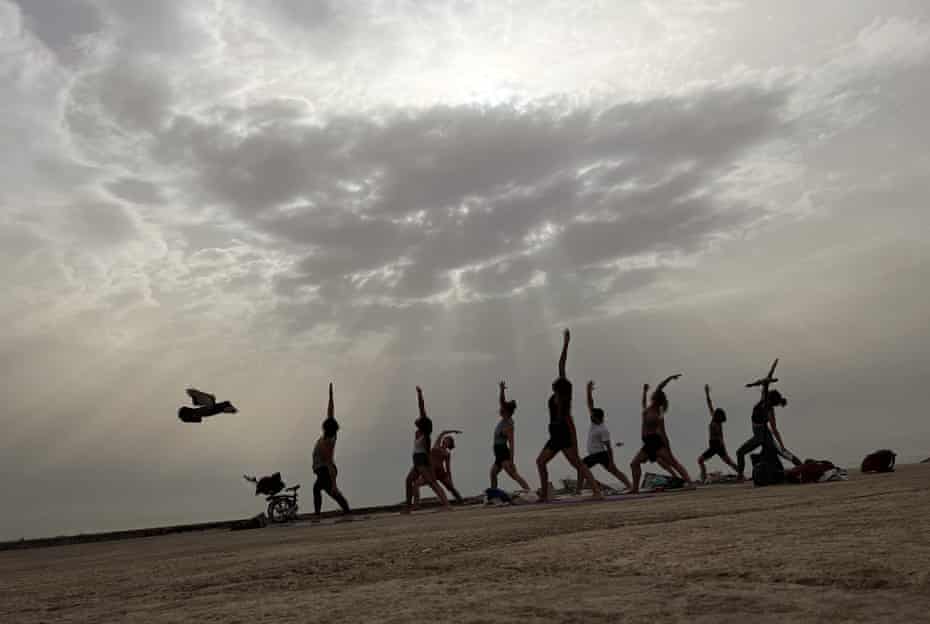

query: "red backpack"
left=860, top=450, right=896, bottom=473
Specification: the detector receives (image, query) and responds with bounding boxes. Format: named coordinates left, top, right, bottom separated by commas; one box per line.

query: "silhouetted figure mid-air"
left=178, top=388, right=238, bottom=423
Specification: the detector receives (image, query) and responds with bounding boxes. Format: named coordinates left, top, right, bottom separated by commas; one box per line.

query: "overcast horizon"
left=2, top=0, right=929, bottom=541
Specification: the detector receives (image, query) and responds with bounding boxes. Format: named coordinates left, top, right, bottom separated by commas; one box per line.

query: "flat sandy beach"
left=2, top=464, right=928, bottom=623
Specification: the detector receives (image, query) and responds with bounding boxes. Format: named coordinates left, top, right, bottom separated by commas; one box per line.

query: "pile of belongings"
left=703, top=471, right=741, bottom=485
left=785, top=459, right=848, bottom=484
left=484, top=488, right=537, bottom=505
left=641, top=472, right=685, bottom=491
left=560, top=478, right=625, bottom=496
left=243, top=473, right=285, bottom=497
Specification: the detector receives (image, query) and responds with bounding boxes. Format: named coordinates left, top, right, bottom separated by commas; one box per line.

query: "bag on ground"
left=860, top=450, right=896, bottom=473
left=751, top=451, right=785, bottom=486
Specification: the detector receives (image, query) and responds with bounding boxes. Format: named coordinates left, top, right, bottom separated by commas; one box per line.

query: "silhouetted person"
left=403, top=387, right=451, bottom=513
left=629, top=375, right=693, bottom=493
left=178, top=388, right=237, bottom=423
left=312, top=383, right=350, bottom=521
left=736, top=359, right=802, bottom=480
left=576, top=381, right=633, bottom=493
left=697, top=384, right=739, bottom=482
left=490, top=381, right=532, bottom=491
left=414, top=429, right=464, bottom=504
left=536, top=329, right=602, bottom=502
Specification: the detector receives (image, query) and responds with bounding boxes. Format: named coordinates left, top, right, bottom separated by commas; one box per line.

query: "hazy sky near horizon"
left=2, top=0, right=929, bottom=540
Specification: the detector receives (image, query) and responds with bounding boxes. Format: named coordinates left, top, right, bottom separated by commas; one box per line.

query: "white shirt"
left=587, top=423, right=611, bottom=456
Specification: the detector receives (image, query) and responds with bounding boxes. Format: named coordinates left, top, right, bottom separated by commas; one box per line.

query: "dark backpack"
left=254, top=473, right=285, bottom=496
left=861, top=450, right=896, bottom=473
left=751, top=451, right=785, bottom=487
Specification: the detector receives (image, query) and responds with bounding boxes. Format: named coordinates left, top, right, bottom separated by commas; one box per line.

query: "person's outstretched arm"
left=416, top=386, right=427, bottom=419
left=704, top=384, right=715, bottom=417
left=656, top=374, right=682, bottom=392
left=558, top=329, right=570, bottom=379
left=642, top=383, right=650, bottom=410
left=433, top=430, right=462, bottom=449
left=327, top=382, right=334, bottom=420
left=587, top=380, right=596, bottom=415
left=499, top=380, right=507, bottom=409
left=746, top=359, right=779, bottom=401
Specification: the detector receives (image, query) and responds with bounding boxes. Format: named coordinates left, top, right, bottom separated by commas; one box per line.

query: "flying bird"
left=178, top=388, right=238, bottom=423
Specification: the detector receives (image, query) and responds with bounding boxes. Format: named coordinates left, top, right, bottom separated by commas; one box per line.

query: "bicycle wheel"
left=267, top=498, right=292, bottom=523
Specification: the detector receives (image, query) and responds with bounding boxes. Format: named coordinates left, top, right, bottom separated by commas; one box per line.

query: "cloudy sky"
left=2, top=0, right=929, bottom=540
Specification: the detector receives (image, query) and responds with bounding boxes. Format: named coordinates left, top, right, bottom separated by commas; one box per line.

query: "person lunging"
left=404, top=386, right=451, bottom=513
left=697, top=384, right=739, bottom=482
left=311, top=383, right=351, bottom=521
left=536, top=329, right=602, bottom=502
left=490, top=381, right=532, bottom=491
left=576, top=381, right=633, bottom=493
left=629, top=375, right=693, bottom=493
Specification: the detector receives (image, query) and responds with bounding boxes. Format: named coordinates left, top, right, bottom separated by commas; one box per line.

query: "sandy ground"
left=2, top=464, right=929, bottom=624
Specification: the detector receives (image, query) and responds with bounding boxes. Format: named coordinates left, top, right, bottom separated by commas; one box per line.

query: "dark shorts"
left=545, top=423, right=572, bottom=453
left=583, top=451, right=610, bottom=469
left=413, top=452, right=431, bottom=468
left=641, top=434, right=666, bottom=463
left=314, top=467, right=334, bottom=492
left=700, top=440, right=726, bottom=461
left=493, top=444, right=512, bottom=467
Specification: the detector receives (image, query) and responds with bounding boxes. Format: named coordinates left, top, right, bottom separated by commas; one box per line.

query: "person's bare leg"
left=536, top=448, right=556, bottom=501
left=563, top=447, right=601, bottom=498
left=490, top=464, right=501, bottom=490
left=698, top=456, right=708, bottom=482
left=575, top=465, right=585, bottom=495
left=404, top=467, right=419, bottom=513
left=440, top=476, right=463, bottom=503
left=503, top=461, right=530, bottom=490
left=630, top=451, right=646, bottom=494
left=721, top=452, right=739, bottom=473
left=657, top=456, right=684, bottom=480
left=418, top=466, right=450, bottom=508
left=661, top=449, right=693, bottom=484
left=412, top=475, right=426, bottom=506
left=607, top=461, right=633, bottom=490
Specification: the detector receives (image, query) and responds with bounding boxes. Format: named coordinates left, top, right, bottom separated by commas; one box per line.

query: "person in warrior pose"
left=536, top=329, right=602, bottom=502
left=575, top=381, right=633, bottom=493
left=404, top=386, right=451, bottom=513
left=177, top=388, right=237, bottom=423
left=736, top=359, right=802, bottom=480
left=413, top=429, right=464, bottom=504
left=311, top=383, right=351, bottom=521
left=629, top=375, right=693, bottom=493
left=697, top=384, right=739, bottom=482
left=489, top=381, right=532, bottom=491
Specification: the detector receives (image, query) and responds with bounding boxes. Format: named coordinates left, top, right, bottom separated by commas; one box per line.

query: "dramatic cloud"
left=1, top=0, right=929, bottom=540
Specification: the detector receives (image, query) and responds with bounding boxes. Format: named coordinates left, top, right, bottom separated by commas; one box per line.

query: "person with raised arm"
left=536, top=329, right=602, bottom=502
left=490, top=381, right=532, bottom=491
left=697, top=384, right=739, bottom=482
left=629, top=374, right=693, bottom=493
left=413, top=429, right=465, bottom=504
left=575, top=381, right=633, bottom=494
left=735, top=359, right=802, bottom=480
left=311, top=383, right=351, bottom=521
left=404, top=386, right=451, bottom=513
